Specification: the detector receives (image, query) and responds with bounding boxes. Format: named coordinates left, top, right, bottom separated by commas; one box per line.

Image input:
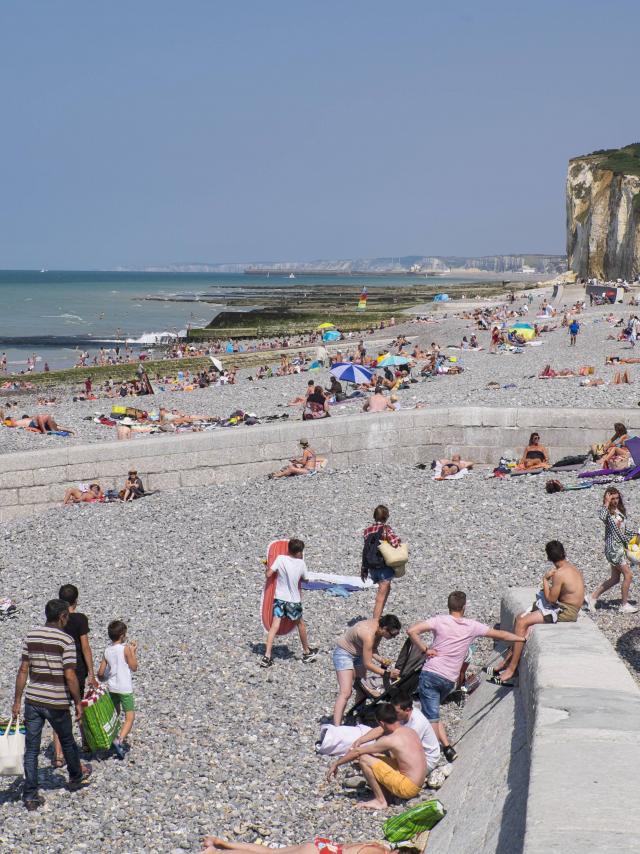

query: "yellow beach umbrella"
left=509, top=325, right=535, bottom=341
left=376, top=352, right=392, bottom=364
left=317, top=322, right=335, bottom=330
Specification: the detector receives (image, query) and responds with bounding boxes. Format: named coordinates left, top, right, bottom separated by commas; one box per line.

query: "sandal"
left=488, top=674, right=516, bottom=688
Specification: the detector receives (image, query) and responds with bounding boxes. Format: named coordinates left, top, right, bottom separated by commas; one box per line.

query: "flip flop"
left=488, top=674, right=516, bottom=688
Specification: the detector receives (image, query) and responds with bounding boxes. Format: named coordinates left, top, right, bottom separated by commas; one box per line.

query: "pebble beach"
left=2, top=290, right=640, bottom=852
left=2, top=294, right=640, bottom=456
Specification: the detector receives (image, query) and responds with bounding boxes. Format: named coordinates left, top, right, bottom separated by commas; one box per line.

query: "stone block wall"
left=2, top=407, right=640, bottom=522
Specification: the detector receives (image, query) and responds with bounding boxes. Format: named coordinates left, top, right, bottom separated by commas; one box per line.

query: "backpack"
left=361, top=528, right=387, bottom=579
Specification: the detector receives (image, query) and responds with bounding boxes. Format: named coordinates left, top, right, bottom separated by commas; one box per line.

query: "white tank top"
left=104, top=643, right=133, bottom=694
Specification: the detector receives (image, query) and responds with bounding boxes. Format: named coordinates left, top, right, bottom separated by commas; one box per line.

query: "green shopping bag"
left=383, top=799, right=446, bottom=843
left=81, top=687, right=119, bottom=751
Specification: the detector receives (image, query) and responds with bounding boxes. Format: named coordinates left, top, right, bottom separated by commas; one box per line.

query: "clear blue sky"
left=1, top=0, right=638, bottom=268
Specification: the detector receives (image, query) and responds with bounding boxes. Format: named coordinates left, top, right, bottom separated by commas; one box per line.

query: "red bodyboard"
left=261, top=539, right=297, bottom=636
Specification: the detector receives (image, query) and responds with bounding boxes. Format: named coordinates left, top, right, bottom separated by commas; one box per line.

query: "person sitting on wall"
left=487, top=540, right=585, bottom=686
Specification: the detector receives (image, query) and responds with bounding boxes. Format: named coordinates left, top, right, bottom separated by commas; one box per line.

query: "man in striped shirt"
left=12, top=599, right=92, bottom=810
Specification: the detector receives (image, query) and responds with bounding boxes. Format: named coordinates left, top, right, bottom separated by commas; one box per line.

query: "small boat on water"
left=289, top=273, right=296, bottom=279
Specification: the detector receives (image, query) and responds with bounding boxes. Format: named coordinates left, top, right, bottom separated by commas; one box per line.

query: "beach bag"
left=0, top=716, right=25, bottom=776
left=383, top=799, right=446, bottom=843
left=378, top=540, right=409, bottom=577
left=81, top=685, right=119, bottom=751
left=626, top=535, right=640, bottom=565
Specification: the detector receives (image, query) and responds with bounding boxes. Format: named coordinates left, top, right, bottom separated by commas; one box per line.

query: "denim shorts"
left=369, top=564, right=395, bottom=584
left=332, top=646, right=363, bottom=672
left=419, top=669, right=455, bottom=722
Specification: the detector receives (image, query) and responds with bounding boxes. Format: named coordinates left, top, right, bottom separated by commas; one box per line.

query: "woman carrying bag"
left=361, top=505, right=407, bottom=620
left=586, top=487, right=638, bottom=615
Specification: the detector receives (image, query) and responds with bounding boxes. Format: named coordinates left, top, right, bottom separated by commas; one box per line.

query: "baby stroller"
left=344, top=638, right=426, bottom=726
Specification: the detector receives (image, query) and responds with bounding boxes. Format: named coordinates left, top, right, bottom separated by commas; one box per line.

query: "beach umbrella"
left=209, top=356, right=224, bottom=371
left=330, top=363, right=374, bottom=384
left=317, top=322, right=335, bottom=330
left=323, top=330, right=341, bottom=342
left=511, top=322, right=534, bottom=330
left=377, top=355, right=410, bottom=367
left=508, top=323, right=535, bottom=341
left=308, top=360, right=321, bottom=371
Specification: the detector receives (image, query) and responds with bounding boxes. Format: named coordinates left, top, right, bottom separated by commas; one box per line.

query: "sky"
left=0, top=0, right=638, bottom=268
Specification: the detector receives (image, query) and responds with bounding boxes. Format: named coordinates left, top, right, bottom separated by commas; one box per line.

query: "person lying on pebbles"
left=200, top=837, right=394, bottom=854
left=63, top=483, right=104, bottom=505
left=435, top=454, right=473, bottom=479
left=158, top=406, right=217, bottom=426
left=2, top=412, right=74, bottom=434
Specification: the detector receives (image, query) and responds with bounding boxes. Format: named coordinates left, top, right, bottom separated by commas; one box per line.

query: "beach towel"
left=306, top=571, right=372, bottom=588
left=316, top=723, right=372, bottom=757
left=432, top=461, right=469, bottom=481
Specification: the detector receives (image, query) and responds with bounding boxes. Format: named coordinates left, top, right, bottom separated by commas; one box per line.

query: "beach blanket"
left=305, top=571, right=374, bottom=589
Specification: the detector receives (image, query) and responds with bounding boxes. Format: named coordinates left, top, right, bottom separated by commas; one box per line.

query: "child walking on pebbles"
left=261, top=538, right=318, bottom=668
left=98, top=620, right=138, bottom=759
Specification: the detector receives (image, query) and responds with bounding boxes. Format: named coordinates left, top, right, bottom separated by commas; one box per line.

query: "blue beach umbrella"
left=377, top=355, right=409, bottom=367
left=323, top=330, right=341, bottom=342
left=330, top=363, right=374, bottom=384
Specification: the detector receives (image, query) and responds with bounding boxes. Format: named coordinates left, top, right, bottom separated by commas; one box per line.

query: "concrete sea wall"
left=427, top=586, right=640, bottom=853
left=2, top=406, right=640, bottom=522
left=501, top=588, right=640, bottom=854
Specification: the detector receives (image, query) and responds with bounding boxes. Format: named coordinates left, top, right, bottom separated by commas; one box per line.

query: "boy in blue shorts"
left=261, top=538, right=318, bottom=668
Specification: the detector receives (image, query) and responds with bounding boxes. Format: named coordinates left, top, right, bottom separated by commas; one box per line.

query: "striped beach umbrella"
left=330, top=363, right=374, bottom=384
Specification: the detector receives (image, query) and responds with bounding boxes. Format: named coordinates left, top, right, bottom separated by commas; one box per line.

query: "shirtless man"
left=5, top=413, right=74, bottom=434
left=363, top=389, right=394, bottom=413
left=489, top=540, right=585, bottom=686
left=436, top=454, right=473, bottom=479
left=326, top=702, right=426, bottom=809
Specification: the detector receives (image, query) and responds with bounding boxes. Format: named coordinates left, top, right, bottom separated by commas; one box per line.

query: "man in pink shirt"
left=407, top=591, right=525, bottom=763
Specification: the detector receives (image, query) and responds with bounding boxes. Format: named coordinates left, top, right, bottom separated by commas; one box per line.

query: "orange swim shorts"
left=371, top=757, right=422, bottom=799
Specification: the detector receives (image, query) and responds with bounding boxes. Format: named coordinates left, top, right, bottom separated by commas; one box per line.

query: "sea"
left=0, top=269, right=478, bottom=371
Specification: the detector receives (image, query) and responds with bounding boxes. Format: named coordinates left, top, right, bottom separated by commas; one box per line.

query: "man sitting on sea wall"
left=488, top=540, right=585, bottom=686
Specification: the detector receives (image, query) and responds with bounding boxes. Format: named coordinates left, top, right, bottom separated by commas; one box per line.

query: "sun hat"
left=120, top=417, right=135, bottom=426
left=299, top=438, right=309, bottom=446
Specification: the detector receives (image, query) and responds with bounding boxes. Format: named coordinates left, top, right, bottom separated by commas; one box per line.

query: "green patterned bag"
left=81, top=687, right=119, bottom=751
left=383, top=799, right=446, bottom=843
